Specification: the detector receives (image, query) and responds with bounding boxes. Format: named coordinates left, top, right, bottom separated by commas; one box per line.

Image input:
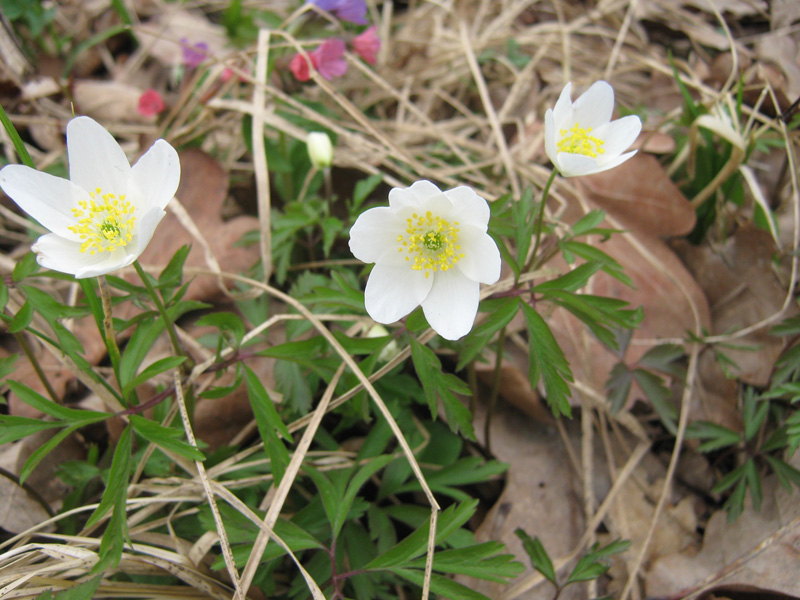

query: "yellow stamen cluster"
left=557, top=123, right=606, bottom=158
left=68, top=188, right=136, bottom=254
left=397, top=211, right=464, bottom=278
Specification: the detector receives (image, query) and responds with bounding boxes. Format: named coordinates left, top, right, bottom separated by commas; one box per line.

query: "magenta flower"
left=313, top=38, right=347, bottom=80
left=352, top=26, right=380, bottom=65
left=289, top=38, right=348, bottom=82
left=306, top=0, right=367, bottom=25
left=137, top=89, right=166, bottom=116
left=181, top=38, right=208, bottom=68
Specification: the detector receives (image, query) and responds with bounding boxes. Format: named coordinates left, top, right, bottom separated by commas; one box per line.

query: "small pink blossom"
left=313, top=38, right=347, bottom=80
left=289, top=52, right=315, bottom=82
left=352, top=26, right=380, bottom=65
left=289, top=38, right=348, bottom=82
left=137, top=89, right=166, bottom=116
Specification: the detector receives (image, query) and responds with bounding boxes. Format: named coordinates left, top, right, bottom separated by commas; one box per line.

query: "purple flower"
left=306, top=0, right=368, bottom=25
left=181, top=38, right=209, bottom=68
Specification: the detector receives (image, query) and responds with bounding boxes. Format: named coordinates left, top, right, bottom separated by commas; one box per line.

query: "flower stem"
left=526, top=169, right=558, bottom=273
left=484, top=325, right=507, bottom=454
left=98, top=276, right=122, bottom=374
left=132, top=260, right=191, bottom=370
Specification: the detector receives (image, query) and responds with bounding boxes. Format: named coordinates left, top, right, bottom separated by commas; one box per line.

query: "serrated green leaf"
left=158, top=245, right=190, bottom=288
left=12, top=252, right=39, bottom=282
left=0, top=353, right=19, bottom=381
left=334, top=455, right=394, bottom=539
left=392, top=568, right=492, bottom=600
left=245, top=365, right=290, bottom=483
left=0, top=415, right=64, bottom=444
left=118, top=316, right=164, bottom=390
left=520, top=303, right=573, bottom=418
left=764, top=455, right=800, bottom=491
left=637, top=343, right=686, bottom=379
left=8, top=300, right=33, bottom=333
left=34, top=576, right=102, bottom=600
left=515, top=529, right=557, bottom=585
left=558, top=240, right=633, bottom=287
left=20, top=423, right=82, bottom=484
left=743, top=388, right=769, bottom=442
left=711, top=463, right=746, bottom=495
left=743, top=458, right=762, bottom=512
left=571, top=209, right=607, bottom=236
left=566, top=539, right=631, bottom=584
left=632, top=369, right=677, bottom=434
left=352, top=173, right=384, bottom=211
left=457, top=298, right=519, bottom=371
left=606, top=362, right=632, bottom=414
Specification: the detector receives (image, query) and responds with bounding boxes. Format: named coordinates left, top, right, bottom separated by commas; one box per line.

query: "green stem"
left=484, top=325, right=507, bottom=455
left=132, top=260, right=189, bottom=368
left=526, top=169, right=559, bottom=273
left=14, top=331, right=59, bottom=404
left=98, top=276, right=122, bottom=375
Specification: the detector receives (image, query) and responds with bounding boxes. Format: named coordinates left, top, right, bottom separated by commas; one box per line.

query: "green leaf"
left=245, top=365, right=291, bottom=483
left=571, top=209, right=607, bottom=236
left=364, top=500, right=478, bottom=570
left=6, top=381, right=108, bottom=424
left=352, top=173, right=384, bottom=211
left=8, top=300, right=33, bottom=333
left=0, top=415, right=64, bottom=444
left=742, top=388, right=769, bottom=442
left=20, top=424, right=84, bottom=484
left=637, top=343, right=686, bottom=379
left=0, top=353, right=19, bottom=381
left=34, top=576, right=102, bottom=600
left=559, top=240, right=633, bottom=287
left=131, top=414, right=205, bottom=462
left=534, top=261, right=603, bottom=293
left=122, top=356, right=187, bottom=395
left=566, top=539, right=631, bottom=584
left=86, top=425, right=133, bottom=528
left=406, top=541, right=523, bottom=582
left=410, top=337, right=475, bottom=438
left=333, top=455, right=394, bottom=539
left=764, top=455, right=800, bottom=492
left=195, top=311, right=246, bottom=348
left=632, top=369, right=677, bottom=434
left=711, top=463, right=746, bottom=496
left=457, top=298, right=519, bottom=371
left=520, top=303, right=573, bottom=418
left=391, top=569, right=492, bottom=600
left=686, top=421, right=741, bottom=452
left=515, top=529, right=557, bottom=585
left=158, top=245, right=191, bottom=289
left=743, top=458, right=762, bottom=512
left=606, top=362, right=632, bottom=414
left=0, top=103, right=34, bottom=168
left=12, top=251, right=39, bottom=282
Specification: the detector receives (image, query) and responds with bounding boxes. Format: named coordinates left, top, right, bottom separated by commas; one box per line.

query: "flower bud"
left=307, top=132, right=333, bottom=169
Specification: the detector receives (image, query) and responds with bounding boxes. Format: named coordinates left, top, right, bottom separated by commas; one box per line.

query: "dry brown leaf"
left=579, top=153, right=697, bottom=239
left=647, top=454, right=800, bottom=598
left=0, top=443, right=53, bottom=534
left=135, top=9, right=228, bottom=68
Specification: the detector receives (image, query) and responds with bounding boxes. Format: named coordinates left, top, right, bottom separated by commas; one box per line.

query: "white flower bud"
left=307, top=132, right=333, bottom=169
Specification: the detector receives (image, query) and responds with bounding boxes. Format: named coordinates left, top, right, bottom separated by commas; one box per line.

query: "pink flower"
left=312, top=38, right=347, bottom=80
left=181, top=38, right=208, bottom=68
left=289, top=38, right=348, bottom=82
left=289, top=52, right=315, bottom=82
left=352, top=26, right=380, bottom=65
left=137, top=89, right=166, bottom=116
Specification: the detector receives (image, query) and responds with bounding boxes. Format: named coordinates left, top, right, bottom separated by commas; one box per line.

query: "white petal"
left=129, top=139, right=181, bottom=213
left=67, top=116, right=130, bottom=197
left=556, top=153, right=602, bottom=177
left=349, top=206, right=407, bottom=265
left=421, top=269, right=480, bottom=340
left=572, top=80, right=614, bottom=129
left=588, top=150, right=638, bottom=175
left=0, top=165, right=86, bottom=239
left=444, top=186, right=490, bottom=230
left=544, top=108, right=558, bottom=167
left=551, top=82, right=574, bottom=122
left=388, top=180, right=442, bottom=210
left=456, top=224, right=501, bottom=284
left=365, top=262, right=432, bottom=324
left=32, top=233, right=127, bottom=278
left=594, top=115, right=642, bottom=160
left=130, top=207, right=167, bottom=257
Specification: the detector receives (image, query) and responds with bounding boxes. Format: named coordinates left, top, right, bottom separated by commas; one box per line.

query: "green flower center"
left=68, top=188, right=136, bottom=254
left=557, top=123, right=606, bottom=158
left=397, top=211, right=464, bottom=278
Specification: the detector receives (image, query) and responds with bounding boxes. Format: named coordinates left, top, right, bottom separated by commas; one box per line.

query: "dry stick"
left=171, top=369, right=243, bottom=599
left=218, top=274, right=441, bottom=600
left=459, top=20, right=521, bottom=199
left=238, top=364, right=345, bottom=596
left=602, top=0, right=638, bottom=80
left=252, top=29, right=272, bottom=283
left=581, top=400, right=597, bottom=599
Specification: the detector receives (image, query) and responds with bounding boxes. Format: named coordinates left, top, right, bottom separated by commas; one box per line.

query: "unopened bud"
left=307, top=132, right=333, bottom=169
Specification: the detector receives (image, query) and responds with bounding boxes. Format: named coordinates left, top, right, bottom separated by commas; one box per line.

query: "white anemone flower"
left=0, top=116, right=180, bottom=278
left=544, top=81, right=642, bottom=177
left=349, top=180, right=501, bottom=341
